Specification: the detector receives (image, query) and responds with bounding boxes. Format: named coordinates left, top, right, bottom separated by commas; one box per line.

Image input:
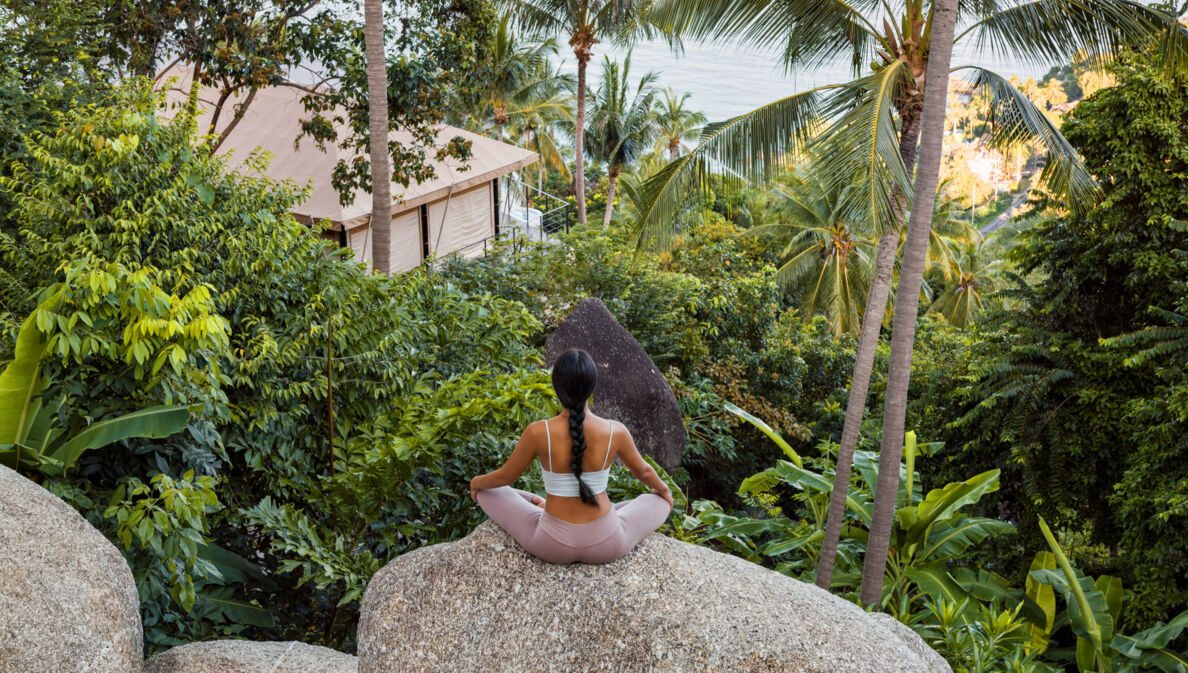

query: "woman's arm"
left=469, top=422, right=541, bottom=501
left=613, top=422, right=674, bottom=508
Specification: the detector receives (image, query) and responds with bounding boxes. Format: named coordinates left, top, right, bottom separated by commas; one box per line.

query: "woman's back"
left=538, top=414, right=617, bottom=524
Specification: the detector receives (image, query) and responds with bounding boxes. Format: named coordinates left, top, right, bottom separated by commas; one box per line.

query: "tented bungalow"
left=158, top=69, right=538, bottom=272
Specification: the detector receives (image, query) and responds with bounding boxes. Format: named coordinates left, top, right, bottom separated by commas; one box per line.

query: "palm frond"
left=630, top=86, right=833, bottom=250
left=813, top=62, right=915, bottom=239
left=648, top=0, right=880, bottom=74
left=954, top=66, right=1101, bottom=210
left=958, top=0, right=1188, bottom=73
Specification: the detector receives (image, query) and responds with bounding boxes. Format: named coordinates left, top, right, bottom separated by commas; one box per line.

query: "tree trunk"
left=364, top=0, right=392, bottom=275
left=814, top=231, right=897, bottom=588
left=669, top=138, right=679, bottom=161
left=814, top=107, right=924, bottom=590
left=603, top=167, right=619, bottom=226
left=574, top=54, right=588, bottom=226
left=858, top=0, right=959, bottom=608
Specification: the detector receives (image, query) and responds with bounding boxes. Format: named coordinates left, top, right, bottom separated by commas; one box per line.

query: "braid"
left=566, top=402, right=598, bottom=506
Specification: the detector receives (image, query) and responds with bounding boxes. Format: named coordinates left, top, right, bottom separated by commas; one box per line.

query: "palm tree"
left=502, top=0, right=664, bottom=226
left=483, top=17, right=562, bottom=141
left=751, top=174, right=970, bottom=337
left=585, top=53, right=661, bottom=225
left=859, top=0, right=960, bottom=608
left=654, top=88, right=706, bottom=160
left=507, top=61, right=576, bottom=191
left=928, top=237, right=1003, bottom=328
left=636, top=0, right=1187, bottom=594
left=749, top=173, right=877, bottom=336
left=364, top=0, right=391, bottom=275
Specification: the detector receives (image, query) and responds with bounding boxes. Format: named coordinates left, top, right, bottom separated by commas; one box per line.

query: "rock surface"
left=144, top=640, right=357, bottom=673
left=0, top=464, right=144, bottom=673
left=545, top=297, right=687, bottom=472
left=357, top=521, right=951, bottom=673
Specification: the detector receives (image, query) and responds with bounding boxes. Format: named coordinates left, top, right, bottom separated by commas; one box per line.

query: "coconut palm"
left=482, top=17, right=564, bottom=141
left=752, top=174, right=969, bottom=337
left=750, top=173, right=877, bottom=336
left=928, top=237, right=1004, bottom=328
left=363, top=0, right=391, bottom=275
left=501, top=0, right=665, bottom=226
left=637, top=0, right=1188, bottom=594
left=507, top=62, right=576, bottom=191
left=654, top=88, right=707, bottom=160
left=584, top=53, right=662, bottom=225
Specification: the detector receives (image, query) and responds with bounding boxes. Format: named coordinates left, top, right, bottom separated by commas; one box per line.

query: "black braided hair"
left=550, top=349, right=598, bottom=506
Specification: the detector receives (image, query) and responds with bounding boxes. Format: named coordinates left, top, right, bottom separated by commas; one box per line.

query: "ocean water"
left=564, top=39, right=1053, bottom=121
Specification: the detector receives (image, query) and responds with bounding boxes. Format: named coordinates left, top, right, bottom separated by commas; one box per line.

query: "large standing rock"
left=145, top=640, right=357, bottom=673
left=357, top=521, right=951, bottom=673
left=0, top=464, right=143, bottom=673
left=545, top=297, right=687, bottom=472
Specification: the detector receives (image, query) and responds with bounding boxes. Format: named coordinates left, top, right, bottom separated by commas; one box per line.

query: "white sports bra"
left=539, top=419, right=613, bottom=497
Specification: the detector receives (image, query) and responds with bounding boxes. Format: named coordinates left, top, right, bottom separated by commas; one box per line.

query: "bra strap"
left=543, top=420, right=552, bottom=471
left=601, top=420, right=614, bottom=470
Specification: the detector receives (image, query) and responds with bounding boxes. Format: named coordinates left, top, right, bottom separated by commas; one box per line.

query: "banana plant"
left=1032, top=516, right=1188, bottom=673
left=0, top=293, right=190, bottom=476
left=722, top=403, right=1011, bottom=604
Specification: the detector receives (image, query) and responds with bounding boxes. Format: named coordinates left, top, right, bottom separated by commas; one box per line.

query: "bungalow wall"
left=338, top=178, right=499, bottom=272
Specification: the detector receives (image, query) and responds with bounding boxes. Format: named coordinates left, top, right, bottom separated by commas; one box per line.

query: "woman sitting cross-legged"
left=469, top=348, right=674, bottom=564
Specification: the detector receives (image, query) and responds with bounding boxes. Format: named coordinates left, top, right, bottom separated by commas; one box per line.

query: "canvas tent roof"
left=157, top=65, right=537, bottom=228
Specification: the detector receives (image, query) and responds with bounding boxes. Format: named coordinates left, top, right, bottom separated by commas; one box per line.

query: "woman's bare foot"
left=531, top=495, right=545, bottom=508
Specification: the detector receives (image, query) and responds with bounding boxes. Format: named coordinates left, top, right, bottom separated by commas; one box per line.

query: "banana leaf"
left=194, top=586, right=276, bottom=628
left=1025, top=551, right=1058, bottom=654
left=1035, top=516, right=1111, bottom=673
left=1113, top=610, right=1188, bottom=673
left=196, top=542, right=279, bottom=591
left=0, top=300, right=52, bottom=445
left=902, top=469, right=1000, bottom=543
left=723, top=401, right=802, bottom=466
left=42, top=405, right=190, bottom=476
left=907, top=561, right=977, bottom=620
left=738, top=459, right=871, bottom=525
left=918, top=514, right=1015, bottom=563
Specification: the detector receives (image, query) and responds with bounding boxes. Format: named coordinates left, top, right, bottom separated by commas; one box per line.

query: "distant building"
left=158, top=67, right=537, bottom=272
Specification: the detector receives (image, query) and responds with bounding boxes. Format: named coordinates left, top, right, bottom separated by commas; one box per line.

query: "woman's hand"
left=652, top=486, right=674, bottom=509
left=469, top=477, right=482, bottom=502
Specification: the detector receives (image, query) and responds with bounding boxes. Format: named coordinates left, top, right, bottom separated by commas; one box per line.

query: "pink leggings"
left=476, top=487, right=672, bottom=564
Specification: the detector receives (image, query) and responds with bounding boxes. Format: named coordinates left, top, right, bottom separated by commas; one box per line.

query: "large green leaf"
left=1026, top=551, right=1058, bottom=655
left=0, top=301, right=52, bottom=445
left=723, top=401, right=802, bottom=466
left=738, top=459, right=871, bottom=525
left=812, top=61, right=915, bottom=239
left=959, top=0, right=1188, bottom=74
left=952, top=66, right=1100, bottom=208
left=918, top=514, right=1014, bottom=562
left=1035, top=516, right=1110, bottom=673
left=907, top=561, right=976, bottom=620
left=1096, top=575, right=1124, bottom=640
left=1113, top=610, right=1188, bottom=673
left=194, top=586, right=276, bottom=628
left=903, top=469, right=1001, bottom=543
left=43, top=405, right=190, bottom=474
left=646, top=0, right=879, bottom=73
left=19, top=397, right=64, bottom=456
left=196, top=542, right=279, bottom=591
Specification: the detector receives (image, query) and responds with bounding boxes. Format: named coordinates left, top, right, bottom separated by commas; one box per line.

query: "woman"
left=469, top=348, right=674, bottom=564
